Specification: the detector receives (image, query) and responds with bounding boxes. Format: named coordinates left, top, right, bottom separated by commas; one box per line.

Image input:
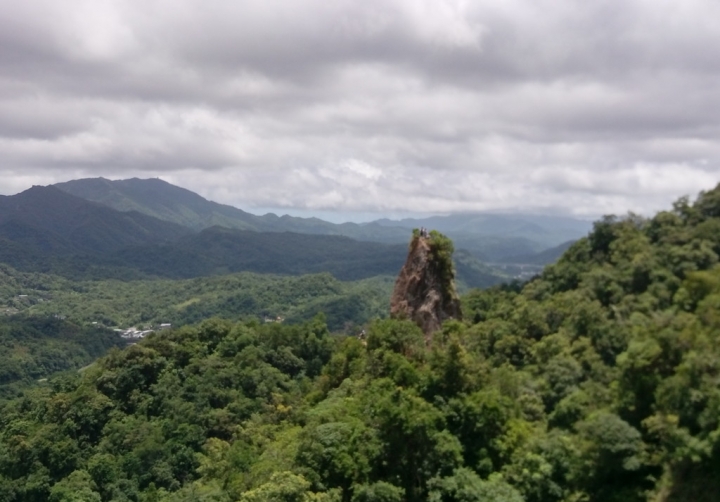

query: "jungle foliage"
left=0, top=268, right=394, bottom=332
left=0, top=315, right=125, bottom=401
left=4, top=185, right=720, bottom=501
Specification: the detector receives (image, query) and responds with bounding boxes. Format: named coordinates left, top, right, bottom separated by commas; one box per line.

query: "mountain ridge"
left=0, top=185, right=190, bottom=256
left=54, top=177, right=592, bottom=262
left=55, top=177, right=409, bottom=243
left=0, top=186, right=506, bottom=287
left=5, top=184, right=720, bottom=500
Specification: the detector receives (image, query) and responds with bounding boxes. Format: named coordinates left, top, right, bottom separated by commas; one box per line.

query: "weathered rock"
left=390, top=232, right=462, bottom=340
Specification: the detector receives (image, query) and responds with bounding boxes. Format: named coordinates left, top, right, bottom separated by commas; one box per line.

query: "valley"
left=0, top=265, right=394, bottom=333
left=4, top=178, right=717, bottom=501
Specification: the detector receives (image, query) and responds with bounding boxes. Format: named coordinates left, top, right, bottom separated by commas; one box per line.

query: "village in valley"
left=115, top=323, right=172, bottom=340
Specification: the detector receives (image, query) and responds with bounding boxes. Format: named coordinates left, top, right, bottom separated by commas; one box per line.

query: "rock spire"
left=390, top=230, right=462, bottom=340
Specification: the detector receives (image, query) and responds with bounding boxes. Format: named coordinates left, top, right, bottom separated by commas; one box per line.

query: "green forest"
left=0, top=268, right=394, bottom=333
left=0, top=316, right=125, bottom=401
left=3, top=185, right=720, bottom=501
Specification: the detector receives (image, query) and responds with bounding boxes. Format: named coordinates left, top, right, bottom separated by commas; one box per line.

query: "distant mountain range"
left=0, top=184, right=504, bottom=288
left=0, top=177, right=592, bottom=288
left=55, top=177, right=592, bottom=262
left=55, top=177, right=406, bottom=242
left=0, top=186, right=189, bottom=262
left=375, top=214, right=590, bottom=261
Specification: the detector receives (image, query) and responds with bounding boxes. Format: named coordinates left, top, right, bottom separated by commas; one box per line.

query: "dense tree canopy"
left=0, top=316, right=125, bottom=401
left=4, top=184, right=720, bottom=501
left=0, top=269, right=393, bottom=333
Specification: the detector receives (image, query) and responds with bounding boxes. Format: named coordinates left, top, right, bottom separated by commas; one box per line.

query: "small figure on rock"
left=390, top=230, right=462, bottom=341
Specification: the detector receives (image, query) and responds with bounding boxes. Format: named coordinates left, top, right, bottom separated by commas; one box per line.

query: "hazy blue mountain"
left=54, top=177, right=591, bottom=265
left=55, top=177, right=409, bottom=242
left=373, top=213, right=592, bottom=249
left=0, top=187, right=505, bottom=286
left=504, top=239, right=578, bottom=265
left=55, top=178, right=590, bottom=255
left=0, top=186, right=190, bottom=256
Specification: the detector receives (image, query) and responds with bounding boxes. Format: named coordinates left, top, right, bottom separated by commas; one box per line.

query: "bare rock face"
left=390, top=232, right=462, bottom=340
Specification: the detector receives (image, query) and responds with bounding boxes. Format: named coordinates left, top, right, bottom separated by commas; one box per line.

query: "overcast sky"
left=1, top=0, right=719, bottom=221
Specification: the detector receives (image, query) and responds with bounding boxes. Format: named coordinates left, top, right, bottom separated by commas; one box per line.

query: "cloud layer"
left=1, top=0, right=719, bottom=218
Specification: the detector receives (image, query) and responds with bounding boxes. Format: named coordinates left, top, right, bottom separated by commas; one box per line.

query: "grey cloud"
left=0, top=0, right=719, bottom=220
left=0, top=97, right=89, bottom=139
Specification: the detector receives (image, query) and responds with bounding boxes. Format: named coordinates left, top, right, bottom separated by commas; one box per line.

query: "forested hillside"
left=0, top=186, right=189, bottom=256
left=0, top=316, right=125, bottom=400
left=54, top=178, right=590, bottom=263
left=2, top=186, right=720, bottom=501
left=0, top=187, right=406, bottom=282
left=0, top=186, right=506, bottom=287
left=55, top=178, right=410, bottom=242
left=111, top=228, right=408, bottom=282
left=1, top=266, right=394, bottom=332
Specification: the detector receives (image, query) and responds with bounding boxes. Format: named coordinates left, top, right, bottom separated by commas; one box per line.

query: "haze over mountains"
left=55, top=177, right=592, bottom=262
left=0, top=185, right=188, bottom=255
left=55, top=177, right=407, bottom=242
left=0, top=177, right=592, bottom=287
left=0, top=186, right=405, bottom=282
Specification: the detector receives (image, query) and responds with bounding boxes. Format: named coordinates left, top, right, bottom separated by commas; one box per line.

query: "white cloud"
left=0, top=0, right=719, bottom=221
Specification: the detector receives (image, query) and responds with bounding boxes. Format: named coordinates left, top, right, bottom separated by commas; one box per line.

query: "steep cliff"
left=390, top=230, right=462, bottom=339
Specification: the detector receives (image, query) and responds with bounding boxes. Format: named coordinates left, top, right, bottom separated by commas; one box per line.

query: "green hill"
left=0, top=315, right=125, bottom=400
left=0, top=189, right=507, bottom=287
left=54, top=178, right=591, bottom=263
left=1, top=264, right=396, bottom=332
left=0, top=186, right=190, bottom=255
left=2, top=185, right=720, bottom=500
left=56, top=177, right=263, bottom=232
left=110, top=226, right=409, bottom=281
left=55, top=177, right=409, bottom=242
left=503, top=239, right=577, bottom=265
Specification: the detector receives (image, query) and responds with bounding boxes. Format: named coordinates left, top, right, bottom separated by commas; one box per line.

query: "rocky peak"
left=390, top=230, right=462, bottom=340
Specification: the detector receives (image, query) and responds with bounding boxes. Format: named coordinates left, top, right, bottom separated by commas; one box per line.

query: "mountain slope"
left=112, top=227, right=411, bottom=281
left=0, top=187, right=507, bottom=286
left=4, top=185, right=720, bottom=500
left=0, top=315, right=124, bottom=400
left=54, top=178, right=591, bottom=262
left=111, top=227, right=507, bottom=287
left=453, top=248, right=510, bottom=289
left=55, top=177, right=409, bottom=242
left=502, top=239, right=577, bottom=265
left=55, top=177, right=261, bottom=232
left=0, top=185, right=190, bottom=256
left=375, top=213, right=592, bottom=249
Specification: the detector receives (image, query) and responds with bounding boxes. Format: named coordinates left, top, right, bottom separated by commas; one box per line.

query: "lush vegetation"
left=1, top=182, right=509, bottom=288
left=0, top=186, right=189, bottom=257
left=2, top=179, right=594, bottom=294
left=0, top=316, right=125, bottom=401
left=427, top=230, right=457, bottom=285
left=3, top=185, right=720, bottom=501
left=111, top=227, right=409, bottom=282
left=0, top=267, right=394, bottom=333
left=54, top=178, right=589, bottom=261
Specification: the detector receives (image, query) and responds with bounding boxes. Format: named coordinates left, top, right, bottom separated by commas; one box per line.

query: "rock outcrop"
left=390, top=231, right=462, bottom=340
